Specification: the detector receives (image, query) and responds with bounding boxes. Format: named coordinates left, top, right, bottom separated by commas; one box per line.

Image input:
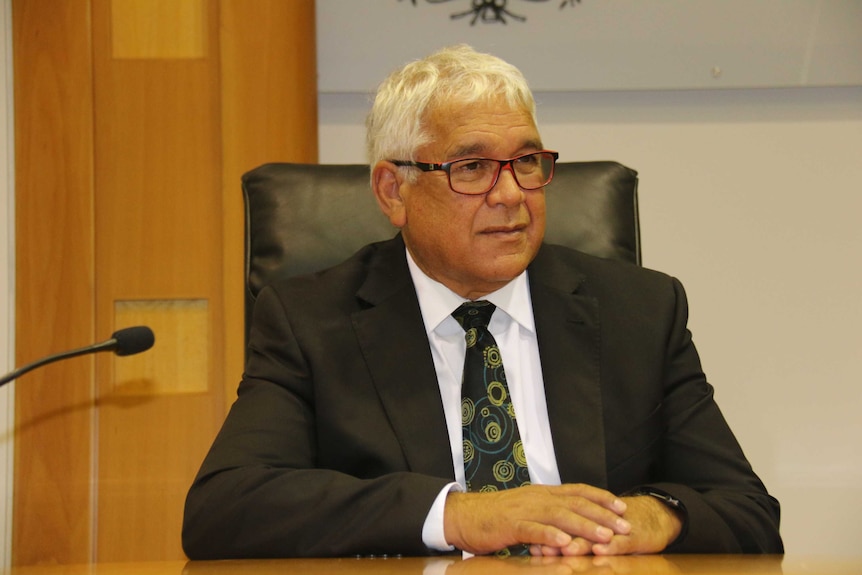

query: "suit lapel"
left=350, top=236, right=454, bottom=479
left=529, top=248, right=608, bottom=488
left=346, top=240, right=608, bottom=487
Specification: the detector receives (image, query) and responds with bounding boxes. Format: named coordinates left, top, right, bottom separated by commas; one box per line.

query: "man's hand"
left=443, top=484, right=631, bottom=556
left=591, top=495, right=683, bottom=555
left=531, top=495, right=683, bottom=556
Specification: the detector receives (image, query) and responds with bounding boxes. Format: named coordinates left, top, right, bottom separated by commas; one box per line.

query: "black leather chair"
left=242, top=161, right=640, bottom=345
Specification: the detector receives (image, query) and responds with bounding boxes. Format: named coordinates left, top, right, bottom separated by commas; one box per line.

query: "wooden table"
left=4, top=555, right=862, bottom=575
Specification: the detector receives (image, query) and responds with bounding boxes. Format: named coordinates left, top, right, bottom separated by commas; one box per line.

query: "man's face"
left=377, top=99, right=547, bottom=300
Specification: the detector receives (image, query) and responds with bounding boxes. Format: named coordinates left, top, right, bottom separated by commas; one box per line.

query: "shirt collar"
left=405, top=248, right=535, bottom=334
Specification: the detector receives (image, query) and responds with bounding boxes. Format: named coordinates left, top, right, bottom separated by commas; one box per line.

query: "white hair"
left=366, top=45, right=537, bottom=173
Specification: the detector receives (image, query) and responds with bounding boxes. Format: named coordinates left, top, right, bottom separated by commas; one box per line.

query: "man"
left=182, top=45, right=782, bottom=558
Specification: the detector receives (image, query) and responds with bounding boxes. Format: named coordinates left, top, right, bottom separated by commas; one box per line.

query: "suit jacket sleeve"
left=618, top=275, right=783, bottom=553
left=182, top=278, right=451, bottom=559
left=529, top=246, right=782, bottom=554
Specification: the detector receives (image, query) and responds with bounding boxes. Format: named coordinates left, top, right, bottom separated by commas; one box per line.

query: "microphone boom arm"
left=0, top=327, right=153, bottom=387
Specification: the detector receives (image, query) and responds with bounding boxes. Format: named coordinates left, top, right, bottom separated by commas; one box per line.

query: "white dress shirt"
left=404, top=250, right=562, bottom=551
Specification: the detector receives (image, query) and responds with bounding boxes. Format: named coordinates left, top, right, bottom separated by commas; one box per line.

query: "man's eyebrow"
left=448, top=139, right=545, bottom=160
left=449, top=143, right=486, bottom=159
left=520, top=139, right=545, bottom=153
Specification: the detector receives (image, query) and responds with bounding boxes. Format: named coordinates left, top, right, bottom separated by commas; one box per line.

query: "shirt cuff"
left=422, top=482, right=463, bottom=551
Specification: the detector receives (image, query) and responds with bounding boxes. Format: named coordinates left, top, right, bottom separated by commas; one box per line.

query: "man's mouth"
left=481, top=224, right=527, bottom=235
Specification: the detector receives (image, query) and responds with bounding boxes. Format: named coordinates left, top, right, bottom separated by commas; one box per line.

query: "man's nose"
left=487, top=163, right=524, bottom=206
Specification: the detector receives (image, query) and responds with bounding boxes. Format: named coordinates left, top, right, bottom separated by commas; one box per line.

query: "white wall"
left=318, top=86, right=862, bottom=557
left=318, top=0, right=862, bottom=92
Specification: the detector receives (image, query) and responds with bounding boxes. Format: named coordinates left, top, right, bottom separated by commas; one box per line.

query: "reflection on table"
left=6, top=554, right=862, bottom=575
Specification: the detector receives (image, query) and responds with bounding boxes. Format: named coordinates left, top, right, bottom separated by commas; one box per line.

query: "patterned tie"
left=453, top=301, right=531, bottom=556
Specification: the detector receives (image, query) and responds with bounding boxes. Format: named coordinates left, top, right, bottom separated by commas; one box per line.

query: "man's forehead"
left=422, top=103, right=542, bottom=159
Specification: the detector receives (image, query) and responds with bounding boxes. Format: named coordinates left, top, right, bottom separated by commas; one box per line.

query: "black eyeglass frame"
left=390, top=150, right=559, bottom=196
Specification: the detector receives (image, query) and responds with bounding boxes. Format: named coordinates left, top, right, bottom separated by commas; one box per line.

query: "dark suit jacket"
left=182, top=235, right=782, bottom=558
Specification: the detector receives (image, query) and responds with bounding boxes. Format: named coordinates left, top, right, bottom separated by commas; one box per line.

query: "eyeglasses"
left=391, top=150, right=559, bottom=196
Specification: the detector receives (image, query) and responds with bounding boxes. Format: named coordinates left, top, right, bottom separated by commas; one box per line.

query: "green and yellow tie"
left=453, top=301, right=531, bottom=556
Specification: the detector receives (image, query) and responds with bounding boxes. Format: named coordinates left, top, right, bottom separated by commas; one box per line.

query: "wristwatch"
left=633, top=489, right=681, bottom=509
left=627, top=488, right=687, bottom=548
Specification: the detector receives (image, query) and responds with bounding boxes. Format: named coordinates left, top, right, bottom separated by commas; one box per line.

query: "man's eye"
left=457, top=160, right=484, bottom=172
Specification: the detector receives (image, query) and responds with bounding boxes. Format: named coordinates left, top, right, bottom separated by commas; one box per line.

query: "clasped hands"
left=443, top=483, right=683, bottom=557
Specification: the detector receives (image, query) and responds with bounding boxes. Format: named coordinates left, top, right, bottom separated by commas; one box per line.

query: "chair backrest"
left=242, top=161, right=640, bottom=343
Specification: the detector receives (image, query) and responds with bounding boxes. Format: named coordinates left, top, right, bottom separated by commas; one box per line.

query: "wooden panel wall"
left=90, top=0, right=224, bottom=561
left=219, top=0, right=318, bottom=409
left=12, top=1, right=96, bottom=565
left=12, top=0, right=317, bottom=564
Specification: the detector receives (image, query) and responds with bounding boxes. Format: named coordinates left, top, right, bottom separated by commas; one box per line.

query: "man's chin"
left=480, top=254, right=535, bottom=282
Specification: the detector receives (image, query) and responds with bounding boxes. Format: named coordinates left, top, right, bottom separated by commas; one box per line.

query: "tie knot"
left=452, top=300, right=496, bottom=331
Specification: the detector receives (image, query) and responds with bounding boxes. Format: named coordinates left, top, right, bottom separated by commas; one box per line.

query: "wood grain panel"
left=13, top=0, right=318, bottom=563
left=12, top=0, right=96, bottom=565
left=94, top=392, right=218, bottom=560
left=112, top=299, right=209, bottom=396
left=91, top=0, right=224, bottom=561
left=111, top=0, right=206, bottom=59
left=219, top=0, right=318, bottom=411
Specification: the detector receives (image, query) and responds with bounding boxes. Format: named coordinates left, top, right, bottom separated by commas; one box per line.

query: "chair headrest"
left=242, top=161, right=640, bottom=303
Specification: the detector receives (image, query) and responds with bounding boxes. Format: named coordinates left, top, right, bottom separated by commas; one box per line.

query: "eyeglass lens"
left=448, top=152, right=555, bottom=195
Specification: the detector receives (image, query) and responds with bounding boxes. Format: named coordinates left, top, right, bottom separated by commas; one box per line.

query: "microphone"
left=0, top=326, right=155, bottom=387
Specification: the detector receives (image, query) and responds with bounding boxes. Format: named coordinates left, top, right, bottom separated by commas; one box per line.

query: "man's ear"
left=372, top=161, right=407, bottom=228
